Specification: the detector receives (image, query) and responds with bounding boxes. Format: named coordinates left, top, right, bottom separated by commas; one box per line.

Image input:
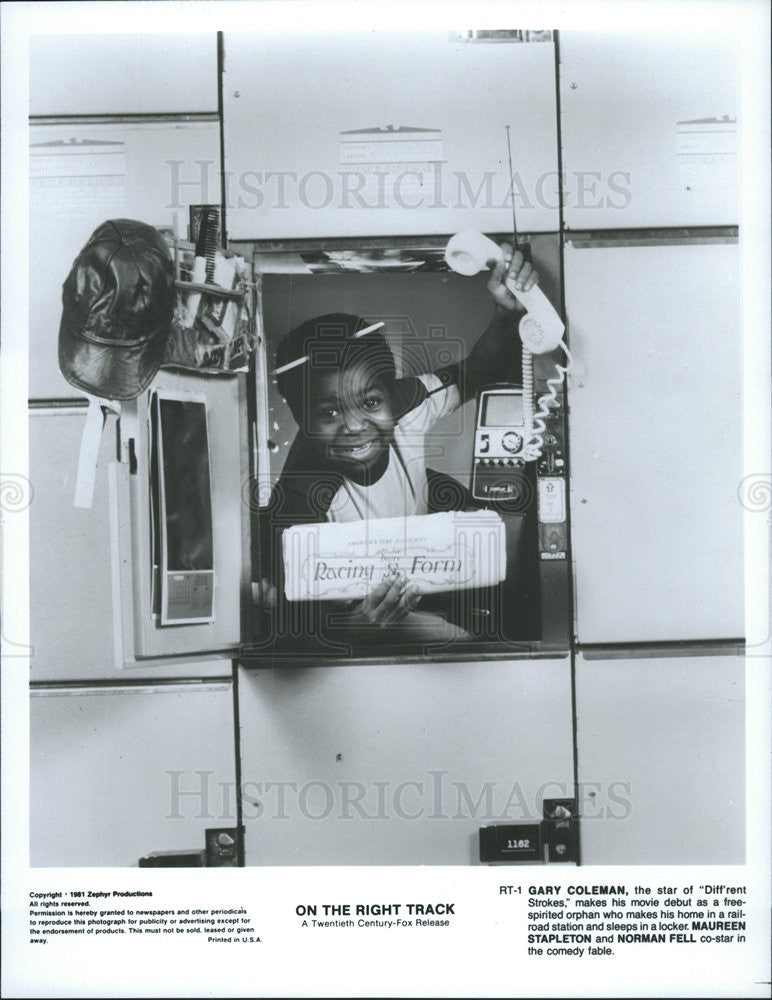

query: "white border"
left=2, top=2, right=770, bottom=997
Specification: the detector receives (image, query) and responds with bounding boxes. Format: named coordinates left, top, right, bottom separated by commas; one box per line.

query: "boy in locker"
left=258, top=245, right=538, bottom=643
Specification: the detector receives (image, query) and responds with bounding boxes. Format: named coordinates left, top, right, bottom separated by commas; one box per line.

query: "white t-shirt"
left=326, top=373, right=460, bottom=523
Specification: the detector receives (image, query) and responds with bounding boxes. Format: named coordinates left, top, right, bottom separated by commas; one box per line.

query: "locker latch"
left=138, top=826, right=244, bottom=867
left=205, top=827, right=241, bottom=867
left=542, top=798, right=579, bottom=863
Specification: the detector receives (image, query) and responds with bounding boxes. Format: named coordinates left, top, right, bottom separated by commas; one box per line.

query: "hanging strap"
left=73, top=396, right=121, bottom=509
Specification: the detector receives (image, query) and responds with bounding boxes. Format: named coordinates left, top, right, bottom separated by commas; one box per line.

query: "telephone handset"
left=444, top=230, right=565, bottom=354
left=444, top=230, right=572, bottom=469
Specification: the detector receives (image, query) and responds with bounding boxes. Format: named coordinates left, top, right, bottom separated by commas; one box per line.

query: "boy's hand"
left=487, top=242, right=539, bottom=312
left=350, top=574, right=421, bottom=627
left=345, top=577, right=472, bottom=642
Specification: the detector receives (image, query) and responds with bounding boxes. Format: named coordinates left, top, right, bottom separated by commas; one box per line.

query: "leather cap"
left=58, top=219, right=175, bottom=400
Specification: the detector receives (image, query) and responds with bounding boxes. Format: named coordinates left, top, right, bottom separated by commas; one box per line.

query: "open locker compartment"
left=236, top=231, right=573, bottom=665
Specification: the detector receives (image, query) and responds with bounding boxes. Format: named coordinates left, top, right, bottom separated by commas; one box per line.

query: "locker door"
left=237, top=657, right=574, bottom=866
left=574, top=652, right=744, bottom=865
left=559, top=31, right=739, bottom=229
left=30, top=681, right=238, bottom=867
left=30, top=34, right=218, bottom=116
left=112, top=369, right=250, bottom=667
left=564, top=235, right=744, bottom=644
left=223, top=30, right=560, bottom=239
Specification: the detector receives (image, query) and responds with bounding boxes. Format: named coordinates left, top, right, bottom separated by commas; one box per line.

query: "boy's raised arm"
left=450, top=244, right=539, bottom=405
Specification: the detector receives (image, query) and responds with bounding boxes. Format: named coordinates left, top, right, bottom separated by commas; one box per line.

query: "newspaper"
left=282, top=510, right=506, bottom=601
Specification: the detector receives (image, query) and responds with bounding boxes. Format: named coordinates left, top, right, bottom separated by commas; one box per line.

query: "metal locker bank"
left=23, top=27, right=749, bottom=871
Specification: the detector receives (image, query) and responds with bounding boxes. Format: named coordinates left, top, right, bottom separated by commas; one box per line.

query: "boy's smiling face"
left=305, top=361, right=396, bottom=481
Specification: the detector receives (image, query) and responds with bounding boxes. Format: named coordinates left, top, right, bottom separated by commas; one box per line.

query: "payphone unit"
left=445, top=230, right=571, bottom=562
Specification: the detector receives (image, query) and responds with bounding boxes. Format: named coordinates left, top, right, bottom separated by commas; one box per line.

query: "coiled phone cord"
left=522, top=340, right=573, bottom=461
